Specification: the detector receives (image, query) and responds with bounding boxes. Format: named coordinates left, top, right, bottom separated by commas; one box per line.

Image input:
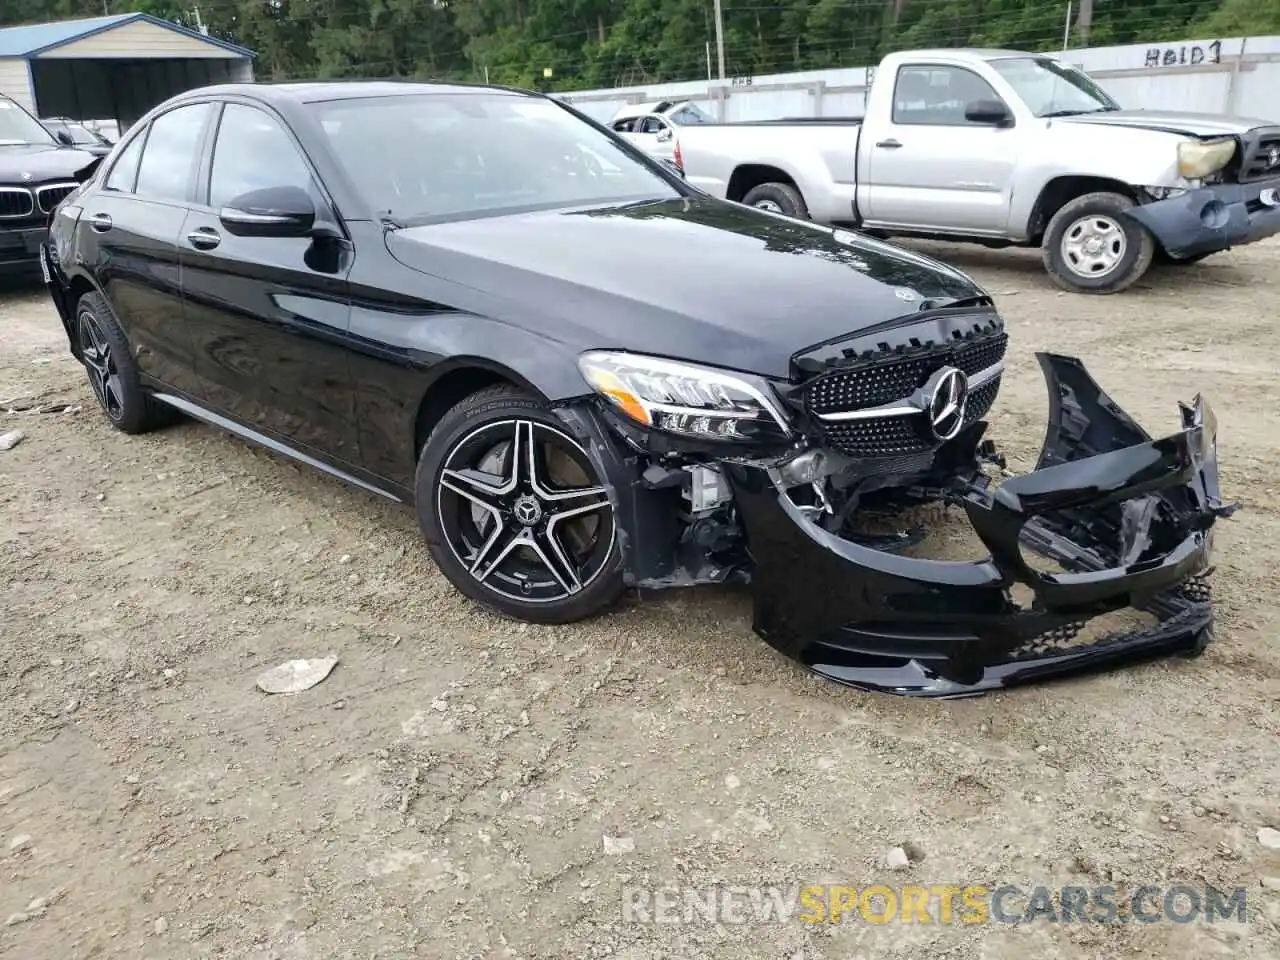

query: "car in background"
left=673, top=48, right=1280, bottom=293
left=41, top=117, right=114, bottom=157
left=609, top=99, right=714, bottom=162
left=0, top=96, right=99, bottom=276
left=41, top=80, right=1228, bottom=697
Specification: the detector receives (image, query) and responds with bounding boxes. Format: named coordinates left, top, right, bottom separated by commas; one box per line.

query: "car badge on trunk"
left=923, top=365, right=969, bottom=441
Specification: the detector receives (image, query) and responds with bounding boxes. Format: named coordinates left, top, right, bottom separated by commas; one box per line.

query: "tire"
left=1041, top=192, right=1155, bottom=294
left=74, top=291, right=173, bottom=434
left=742, top=182, right=809, bottom=219
left=415, top=384, right=625, bottom=624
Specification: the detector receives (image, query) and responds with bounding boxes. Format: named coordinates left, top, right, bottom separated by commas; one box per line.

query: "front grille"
left=806, top=333, right=1007, bottom=416
left=36, top=183, right=77, bottom=215
left=817, top=374, right=1002, bottom=458
left=1239, top=129, right=1280, bottom=182
left=0, top=187, right=34, bottom=218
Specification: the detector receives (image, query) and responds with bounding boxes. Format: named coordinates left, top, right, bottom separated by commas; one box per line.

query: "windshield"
left=989, top=57, right=1120, bottom=118
left=309, top=93, right=681, bottom=225
left=668, top=103, right=714, bottom=125
left=0, top=98, right=56, bottom=146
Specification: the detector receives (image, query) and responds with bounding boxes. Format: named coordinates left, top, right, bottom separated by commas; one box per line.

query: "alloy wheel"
left=78, top=309, right=124, bottom=421
left=1061, top=214, right=1127, bottom=278
left=435, top=418, right=615, bottom=604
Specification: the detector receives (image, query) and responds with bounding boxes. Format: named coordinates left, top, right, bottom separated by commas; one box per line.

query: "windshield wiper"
left=1041, top=107, right=1119, bottom=119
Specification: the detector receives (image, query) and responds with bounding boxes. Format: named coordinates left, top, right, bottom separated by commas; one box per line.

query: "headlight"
left=1177, top=138, right=1236, bottom=179
left=577, top=350, right=791, bottom=442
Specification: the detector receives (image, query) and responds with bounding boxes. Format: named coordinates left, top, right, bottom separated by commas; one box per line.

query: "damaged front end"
left=727, top=354, right=1233, bottom=697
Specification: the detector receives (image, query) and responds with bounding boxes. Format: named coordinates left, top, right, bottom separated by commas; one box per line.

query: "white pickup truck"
left=671, top=48, right=1280, bottom=293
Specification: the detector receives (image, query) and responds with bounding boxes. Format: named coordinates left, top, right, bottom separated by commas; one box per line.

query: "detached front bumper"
left=727, top=354, right=1233, bottom=697
left=1126, top=178, right=1280, bottom=259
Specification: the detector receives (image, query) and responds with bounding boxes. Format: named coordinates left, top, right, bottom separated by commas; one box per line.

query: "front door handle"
left=875, top=139, right=902, bottom=149
left=87, top=212, right=112, bottom=232
left=186, top=228, right=221, bottom=251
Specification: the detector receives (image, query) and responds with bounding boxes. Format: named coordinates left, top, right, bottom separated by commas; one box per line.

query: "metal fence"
left=559, top=35, right=1280, bottom=125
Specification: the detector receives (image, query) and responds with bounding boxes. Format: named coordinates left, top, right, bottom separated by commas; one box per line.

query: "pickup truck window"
left=891, top=65, right=1005, bottom=126
left=612, top=119, right=637, bottom=133
left=988, top=57, right=1120, bottom=118
left=669, top=104, right=714, bottom=125
left=639, top=117, right=669, bottom=134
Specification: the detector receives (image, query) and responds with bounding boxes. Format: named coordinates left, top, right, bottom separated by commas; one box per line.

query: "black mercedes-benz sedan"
left=42, top=81, right=1231, bottom=697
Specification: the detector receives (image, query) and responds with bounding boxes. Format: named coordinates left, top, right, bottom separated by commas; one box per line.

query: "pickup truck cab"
left=673, top=49, right=1280, bottom=293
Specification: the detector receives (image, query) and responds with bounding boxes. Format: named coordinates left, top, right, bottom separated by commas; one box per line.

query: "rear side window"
left=135, top=102, right=213, bottom=202
left=104, top=132, right=145, bottom=193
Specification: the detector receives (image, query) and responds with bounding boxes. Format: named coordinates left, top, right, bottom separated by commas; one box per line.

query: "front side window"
left=989, top=57, right=1120, bottom=118
left=892, top=66, right=1004, bottom=126
left=209, top=103, right=314, bottom=209
left=309, top=92, right=681, bottom=225
left=135, top=102, right=213, bottom=202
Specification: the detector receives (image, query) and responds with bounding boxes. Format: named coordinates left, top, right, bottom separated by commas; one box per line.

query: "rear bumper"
left=726, top=354, right=1233, bottom=697
left=1126, top=178, right=1280, bottom=259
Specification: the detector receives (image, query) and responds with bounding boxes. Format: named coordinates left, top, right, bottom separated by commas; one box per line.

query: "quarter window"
left=208, top=104, right=314, bottom=209
left=892, top=66, right=1005, bottom=126
left=104, top=131, right=145, bottom=193
left=134, top=103, right=213, bottom=201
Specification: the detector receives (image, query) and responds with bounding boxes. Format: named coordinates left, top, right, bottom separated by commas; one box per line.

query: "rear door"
left=179, top=100, right=359, bottom=462
left=75, top=101, right=213, bottom=397
left=859, top=63, right=1018, bottom=234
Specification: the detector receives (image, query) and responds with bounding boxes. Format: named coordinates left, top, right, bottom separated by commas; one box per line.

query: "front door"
left=75, top=102, right=213, bottom=397
left=179, top=101, right=359, bottom=462
left=859, top=63, right=1018, bottom=235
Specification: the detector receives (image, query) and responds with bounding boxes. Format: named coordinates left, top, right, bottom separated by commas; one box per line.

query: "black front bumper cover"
left=725, top=354, right=1233, bottom=697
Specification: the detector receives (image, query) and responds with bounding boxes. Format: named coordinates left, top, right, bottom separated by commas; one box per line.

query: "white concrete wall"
left=561, top=35, right=1280, bottom=124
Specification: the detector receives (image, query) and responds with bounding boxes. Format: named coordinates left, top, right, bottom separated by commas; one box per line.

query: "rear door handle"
left=87, top=212, right=112, bottom=232
left=875, top=139, right=902, bottom=149
left=186, top=228, right=221, bottom=251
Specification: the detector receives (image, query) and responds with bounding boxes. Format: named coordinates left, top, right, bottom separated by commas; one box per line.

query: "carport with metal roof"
left=0, top=13, right=253, bottom=132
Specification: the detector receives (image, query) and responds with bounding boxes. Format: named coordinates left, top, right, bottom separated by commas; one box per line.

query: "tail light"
left=673, top=139, right=683, bottom=172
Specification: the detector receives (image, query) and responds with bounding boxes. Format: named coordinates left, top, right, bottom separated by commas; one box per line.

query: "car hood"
left=1060, top=109, right=1276, bottom=137
left=386, top=198, right=987, bottom=380
left=0, top=143, right=100, bottom=183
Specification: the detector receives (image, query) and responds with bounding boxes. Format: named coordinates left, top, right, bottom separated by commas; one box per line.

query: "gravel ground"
left=3, top=242, right=1280, bottom=960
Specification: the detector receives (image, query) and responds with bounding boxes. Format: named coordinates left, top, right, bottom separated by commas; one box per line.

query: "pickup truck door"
left=859, top=63, right=1019, bottom=235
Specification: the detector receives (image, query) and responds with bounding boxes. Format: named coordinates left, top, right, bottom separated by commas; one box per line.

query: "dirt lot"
left=2, top=243, right=1280, bottom=960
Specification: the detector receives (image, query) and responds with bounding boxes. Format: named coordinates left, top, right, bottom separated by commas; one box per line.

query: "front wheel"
left=1041, top=192, right=1154, bottom=294
left=415, top=385, right=625, bottom=624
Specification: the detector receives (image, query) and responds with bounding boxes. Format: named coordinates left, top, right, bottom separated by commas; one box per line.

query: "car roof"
left=171, top=80, right=543, bottom=107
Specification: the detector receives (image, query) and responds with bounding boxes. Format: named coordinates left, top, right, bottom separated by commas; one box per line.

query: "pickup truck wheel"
left=1041, top=192, right=1154, bottom=294
left=742, top=182, right=809, bottom=219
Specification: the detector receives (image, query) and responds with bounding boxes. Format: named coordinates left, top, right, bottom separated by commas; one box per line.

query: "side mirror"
left=219, top=185, right=316, bottom=238
left=55, top=130, right=75, bottom=147
left=964, top=99, right=1013, bottom=126
left=656, top=128, right=673, bottom=143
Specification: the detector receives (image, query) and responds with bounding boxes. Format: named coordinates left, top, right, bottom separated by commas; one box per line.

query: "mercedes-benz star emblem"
left=513, top=494, right=542, bottom=527
left=923, top=366, right=970, bottom=442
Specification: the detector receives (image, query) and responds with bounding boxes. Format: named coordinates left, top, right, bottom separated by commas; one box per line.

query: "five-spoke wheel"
left=78, top=308, right=125, bottom=423
left=416, top=386, right=624, bottom=622
left=74, top=291, right=172, bottom=434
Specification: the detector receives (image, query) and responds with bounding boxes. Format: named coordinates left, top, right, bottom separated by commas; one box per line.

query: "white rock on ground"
left=1258, top=827, right=1280, bottom=850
